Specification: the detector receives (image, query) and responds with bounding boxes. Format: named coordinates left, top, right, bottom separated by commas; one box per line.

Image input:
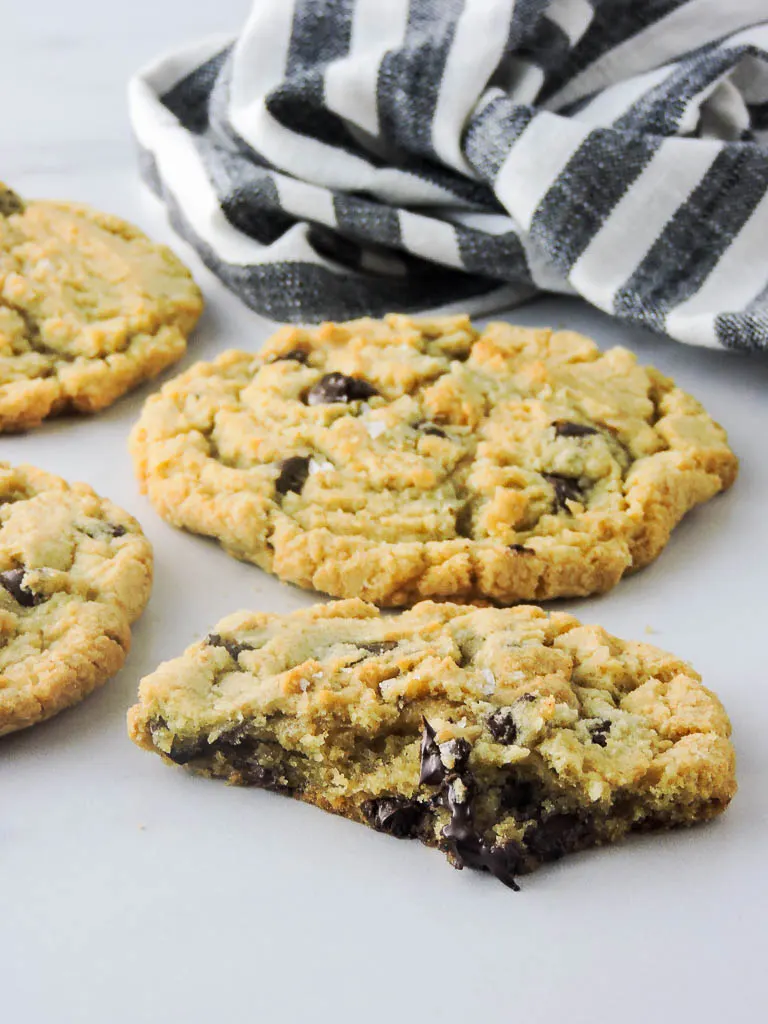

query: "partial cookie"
left=129, top=600, right=736, bottom=889
left=130, top=314, right=737, bottom=607
left=0, top=182, right=203, bottom=431
left=0, top=463, right=153, bottom=736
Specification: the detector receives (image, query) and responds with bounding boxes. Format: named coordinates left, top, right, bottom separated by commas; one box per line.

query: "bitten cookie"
left=0, top=182, right=203, bottom=431
left=129, top=600, right=736, bottom=889
left=130, top=314, right=737, bottom=606
left=0, top=463, right=153, bottom=736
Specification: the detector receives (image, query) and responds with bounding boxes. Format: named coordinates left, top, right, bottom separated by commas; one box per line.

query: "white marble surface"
left=2, top=5, right=768, bottom=1023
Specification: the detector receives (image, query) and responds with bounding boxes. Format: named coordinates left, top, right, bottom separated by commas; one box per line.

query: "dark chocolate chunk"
left=455, top=501, right=474, bottom=538
left=442, top=777, right=475, bottom=844
left=206, top=633, right=255, bottom=662
left=509, top=544, right=534, bottom=554
left=543, top=473, right=583, bottom=511
left=361, top=797, right=426, bottom=839
left=449, top=835, right=523, bottom=891
left=415, top=421, right=447, bottom=438
left=487, top=708, right=518, bottom=745
left=275, top=455, right=311, bottom=496
left=0, top=186, right=24, bottom=217
left=0, top=568, right=42, bottom=607
left=272, top=349, right=309, bottom=364
left=167, top=735, right=209, bottom=765
left=78, top=520, right=127, bottom=540
left=441, top=777, right=522, bottom=889
left=499, top=777, right=538, bottom=817
left=525, top=813, right=593, bottom=863
left=440, top=738, right=471, bottom=774
left=553, top=420, right=599, bottom=438
left=306, top=372, right=378, bottom=405
left=419, top=718, right=445, bottom=785
left=357, top=641, right=399, bottom=655
left=590, top=719, right=612, bottom=747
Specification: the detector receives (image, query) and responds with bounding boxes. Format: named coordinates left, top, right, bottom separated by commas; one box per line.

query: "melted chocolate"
left=419, top=718, right=444, bottom=785
left=525, top=813, right=594, bottom=863
left=167, top=735, right=209, bottom=765
left=361, top=797, right=425, bottom=839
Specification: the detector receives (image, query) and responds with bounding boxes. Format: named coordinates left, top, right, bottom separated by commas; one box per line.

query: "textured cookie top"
left=130, top=599, right=735, bottom=817
left=0, top=462, right=153, bottom=735
left=0, top=183, right=203, bottom=431
left=131, top=314, right=736, bottom=606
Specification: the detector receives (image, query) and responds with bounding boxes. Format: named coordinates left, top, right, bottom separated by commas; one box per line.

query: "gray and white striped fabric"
left=129, top=0, right=768, bottom=352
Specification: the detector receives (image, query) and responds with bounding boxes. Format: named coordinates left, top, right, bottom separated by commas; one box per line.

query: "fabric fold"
left=129, top=0, right=768, bottom=351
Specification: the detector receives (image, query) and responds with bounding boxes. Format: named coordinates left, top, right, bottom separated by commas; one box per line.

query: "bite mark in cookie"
left=128, top=600, right=737, bottom=890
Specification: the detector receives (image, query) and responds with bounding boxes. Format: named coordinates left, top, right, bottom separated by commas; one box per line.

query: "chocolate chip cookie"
left=0, top=462, right=153, bottom=735
left=130, top=314, right=736, bottom=606
left=0, top=182, right=202, bottom=431
left=128, top=600, right=736, bottom=889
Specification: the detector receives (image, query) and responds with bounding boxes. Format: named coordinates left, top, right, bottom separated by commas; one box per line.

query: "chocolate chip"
left=499, top=777, right=538, bottom=816
left=306, top=372, right=378, bottom=405
left=441, top=778, right=522, bottom=890
left=357, top=641, right=399, bottom=655
left=553, top=420, right=598, bottom=438
left=167, top=735, right=209, bottom=765
left=440, top=738, right=471, bottom=774
left=107, top=523, right=127, bottom=538
left=455, top=501, right=474, bottom=538
left=525, top=813, right=593, bottom=863
left=449, top=835, right=523, bottom=891
left=442, top=777, right=475, bottom=844
left=509, top=544, right=534, bottom=554
left=206, top=633, right=255, bottom=662
left=0, top=186, right=24, bottom=217
left=590, top=719, right=612, bottom=747
left=0, top=569, right=42, bottom=607
left=232, top=761, right=283, bottom=790
left=415, top=422, right=447, bottom=438
left=543, top=473, right=583, bottom=511
left=419, top=718, right=445, bottom=785
left=275, top=456, right=311, bottom=495
left=361, top=797, right=426, bottom=839
left=210, top=734, right=290, bottom=790
left=487, top=708, right=518, bottom=745
left=272, top=349, right=309, bottom=364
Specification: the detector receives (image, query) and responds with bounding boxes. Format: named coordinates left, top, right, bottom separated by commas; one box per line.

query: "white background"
left=2, top=4, right=768, bottom=1022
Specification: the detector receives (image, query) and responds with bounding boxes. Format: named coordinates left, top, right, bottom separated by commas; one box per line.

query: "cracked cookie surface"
left=0, top=462, right=153, bottom=735
left=129, top=600, right=736, bottom=888
left=0, top=182, right=203, bottom=431
left=130, top=314, right=737, bottom=606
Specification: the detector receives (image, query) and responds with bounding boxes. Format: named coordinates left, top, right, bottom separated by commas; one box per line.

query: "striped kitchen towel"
left=129, top=0, right=768, bottom=352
